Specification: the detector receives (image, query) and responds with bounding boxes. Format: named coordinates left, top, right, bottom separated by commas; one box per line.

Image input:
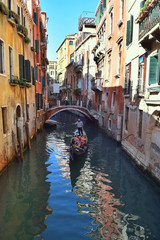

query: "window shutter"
left=35, top=40, right=39, bottom=53
left=126, top=20, right=130, bottom=46
left=140, top=0, right=145, bottom=9
left=36, top=93, right=39, bottom=110
left=35, top=66, right=38, bottom=80
left=149, top=56, right=157, bottom=85
left=103, top=0, right=106, bottom=8
left=32, top=67, right=35, bottom=85
left=25, top=60, right=31, bottom=82
left=34, top=12, right=37, bottom=24
left=158, top=51, right=160, bottom=85
left=19, top=54, right=24, bottom=80
left=129, top=15, right=133, bottom=44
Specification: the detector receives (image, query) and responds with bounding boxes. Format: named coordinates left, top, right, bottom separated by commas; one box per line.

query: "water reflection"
left=0, top=134, right=52, bottom=240
left=0, top=112, right=160, bottom=240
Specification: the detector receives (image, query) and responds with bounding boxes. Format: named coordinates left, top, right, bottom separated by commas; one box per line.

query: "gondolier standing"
left=72, top=118, right=83, bottom=136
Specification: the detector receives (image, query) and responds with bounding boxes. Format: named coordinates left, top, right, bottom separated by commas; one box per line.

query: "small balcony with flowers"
left=137, top=0, right=160, bottom=50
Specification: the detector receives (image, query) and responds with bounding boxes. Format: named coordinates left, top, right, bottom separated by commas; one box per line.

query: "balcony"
left=74, top=59, right=83, bottom=72
left=78, top=11, right=95, bottom=31
left=137, top=1, right=160, bottom=50
left=91, top=78, right=103, bottom=92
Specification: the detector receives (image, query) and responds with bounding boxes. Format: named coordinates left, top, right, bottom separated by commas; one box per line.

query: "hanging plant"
left=17, top=24, right=28, bottom=37
left=24, top=37, right=30, bottom=44
left=0, top=2, right=9, bottom=15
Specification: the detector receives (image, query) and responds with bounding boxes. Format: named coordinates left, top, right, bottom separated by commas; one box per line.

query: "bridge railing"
left=48, top=99, right=94, bottom=111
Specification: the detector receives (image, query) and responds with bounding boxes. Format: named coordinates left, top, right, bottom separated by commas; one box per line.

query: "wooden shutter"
left=25, top=60, right=31, bottom=82
left=140, top=0, right=145, bottom=9
left=158, top=50, right=160, bottom=85
left=103, top=0, right=106, bottom=8
left=32, top=67, right=35, bottom=85
left=34, top=12, right=37, bottom=24
left=35, top=40, right=39, bottom=53
left=129, top=15, right=133, bottom=44
left=149, top=56, right=157, bottom=85
left=126, top=20, right=130, bottom=46
left=36, top=93, right=39, bottom=110
left=19, top=54, right=24, bottom=80
left=35, top=66, right=38, bottom=80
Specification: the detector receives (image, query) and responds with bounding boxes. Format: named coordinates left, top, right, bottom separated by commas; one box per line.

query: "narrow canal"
left=0, top=112, right=160, bottom=240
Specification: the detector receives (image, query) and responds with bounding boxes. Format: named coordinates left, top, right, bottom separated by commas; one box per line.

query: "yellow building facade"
left=56, top=34, right=75, bottom=85
left=0, top=0, right=36, bottom=172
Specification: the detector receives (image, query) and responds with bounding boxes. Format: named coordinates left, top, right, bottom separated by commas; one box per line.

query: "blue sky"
left=40, top=0, right=99, bottom=61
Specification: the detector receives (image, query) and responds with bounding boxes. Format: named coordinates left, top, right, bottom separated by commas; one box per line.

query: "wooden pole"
left=26, top=122, right=31, bottom=151
left=17, top=127, right=24, bottom=161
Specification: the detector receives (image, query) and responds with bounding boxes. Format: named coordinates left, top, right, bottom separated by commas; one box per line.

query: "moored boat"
left=44, top=119, right=57, bottom=127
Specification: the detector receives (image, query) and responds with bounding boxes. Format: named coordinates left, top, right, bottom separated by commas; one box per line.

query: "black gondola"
left=70, top=129, right=88, bottom=159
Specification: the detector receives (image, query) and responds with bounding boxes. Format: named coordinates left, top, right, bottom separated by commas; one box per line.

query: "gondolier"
left=72, top=118, right=83, bottom=136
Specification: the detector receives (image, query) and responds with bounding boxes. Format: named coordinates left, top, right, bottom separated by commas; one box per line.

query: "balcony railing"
left=74, top=59, right=83, bottom=72
left=91, top=78, right=103, bottom=92
left=78, top=11, right=95, bottom=31
left=138, top=2, right=160, bottom=40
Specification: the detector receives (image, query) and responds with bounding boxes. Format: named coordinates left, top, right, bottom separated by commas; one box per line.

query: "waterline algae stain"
left=0, top=112, right=160, bottom=240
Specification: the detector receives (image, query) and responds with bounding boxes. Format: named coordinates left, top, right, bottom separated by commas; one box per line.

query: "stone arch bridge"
left=45, top=105, right=96, bottom=121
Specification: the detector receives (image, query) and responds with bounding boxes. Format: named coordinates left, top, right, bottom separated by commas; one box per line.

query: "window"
left=109, top=9, right=113, bottom=35
left=7, top=0, right=11, bottom=10
left=124, top=63, right=131, bottom=95
left=19, top=54, right=24, bottom=80
left=126, top=15, right=133, bottom=46
left=9, top=47, right=13, bottom=79
left=120, top=0, right=124, bottom=20
left=51, top=71, right=54, bottom=75
left=149, top=51, right=160, bottom=85
left=0, top=40, right=5, bottom=74
left=108, top=119, right=112, bottom=130
left=105, top=92, right=108, bottom=110
left=107, top=53, right=111, bottom=81
left=69, top=41, right=73, bottom=46
left=25, top=60, right=31, bottom=82
left=125, top=106, right=129, bottom=131
left=17, top=5, right=20, bottom=15
left=138, top=110, right=143, bottom=138
left=138, top=55, right=145, bottom=92
left=118, top=43, right=122, bottom=75
left=39, top=69, right=41, bottom=82
left=111, top=91, right=116, bottom=111
left=2, top=107, right=8, bottom=134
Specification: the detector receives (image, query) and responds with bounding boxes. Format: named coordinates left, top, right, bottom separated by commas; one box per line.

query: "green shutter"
left=19, top=54, right=24, bottom=80
left=35, top=40, right=39, bottom=53
left=129, top=15, right=133, bottom=44
left=34, top=12, right=37, bottom=24
left=149, top=56, right=157, bottom=85
left=103, top=0, right=106, bottom=8
left=126, top=20, right=130, bottom=46
left=32, top=67, right=35, bottom=85
left=140, top=0, right=145, bottom=9
left=158, top=51, right=160, bottom=85
left=152, top=5, right=159, bottom=21
left=25, top=60, right=31, bottom=82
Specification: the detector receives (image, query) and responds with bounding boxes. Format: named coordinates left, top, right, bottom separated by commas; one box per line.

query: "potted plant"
left=24, top=36, right=30, bottom=44
left=0, top=2, right=9, bottom=15
left=73, top=88, right=81, bottom=96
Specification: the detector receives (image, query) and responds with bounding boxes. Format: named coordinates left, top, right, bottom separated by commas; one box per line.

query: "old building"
left=73, top=11, right=96, bottom=106
left=32, top=0, right=48, bottom=129
left=0, top=0, right=36, bottom=170
left=122, top=0, right=160, bottom=181
left=56, top=34, right=75, bottom=93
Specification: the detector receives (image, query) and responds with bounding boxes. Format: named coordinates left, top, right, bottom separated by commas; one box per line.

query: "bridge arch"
left=45, top=106, right=95, bottom=121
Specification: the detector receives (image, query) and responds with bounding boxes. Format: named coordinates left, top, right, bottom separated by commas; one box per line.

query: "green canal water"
left=0, top=112, right=160, bottom=240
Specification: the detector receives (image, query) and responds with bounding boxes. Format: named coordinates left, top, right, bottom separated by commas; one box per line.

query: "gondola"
left=70, top=129, right=88, bottom=159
